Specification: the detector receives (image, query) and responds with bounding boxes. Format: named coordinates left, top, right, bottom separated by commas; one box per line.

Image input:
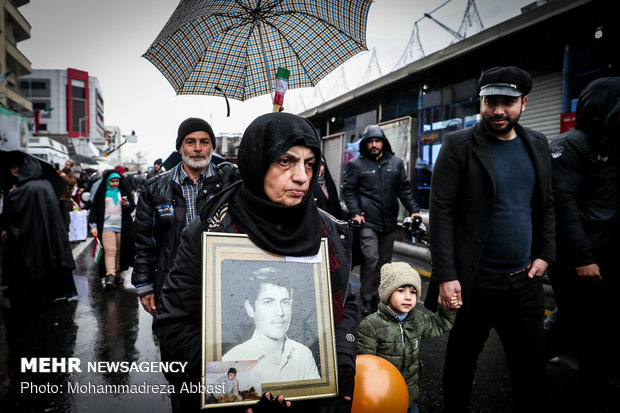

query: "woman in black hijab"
left=154, top=113, right=358, bottom=413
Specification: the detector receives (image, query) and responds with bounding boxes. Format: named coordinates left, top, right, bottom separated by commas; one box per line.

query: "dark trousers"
left=60, top=200, right=72, bottom=232
left=359, top=227, right=396, bottom=303
left=443, top=270, right=546, bottom=413
left=548, top=248, right=620, bottom=407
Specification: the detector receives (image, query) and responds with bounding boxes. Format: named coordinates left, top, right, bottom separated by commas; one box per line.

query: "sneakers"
left=105, top=274, right=116, bottom=290
left=114, top=271, right=123, bottom=285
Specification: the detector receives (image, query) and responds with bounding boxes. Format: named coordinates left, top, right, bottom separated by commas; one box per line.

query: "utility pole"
left=394, top=0, right=485, bottom=69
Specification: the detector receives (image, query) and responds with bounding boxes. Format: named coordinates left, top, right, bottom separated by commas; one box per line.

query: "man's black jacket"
left=549, top=77, right=620, bottom=266
left=341, top=151, right=419, bottom=233
left=426, top=122, right=555, bottom=311
left=131, top=161, right=239, bottom=299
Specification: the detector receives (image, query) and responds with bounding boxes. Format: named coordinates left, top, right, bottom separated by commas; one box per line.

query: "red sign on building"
left=560, top=111, right=576, bottom=133
left=67, top=68, right=90, bottom=138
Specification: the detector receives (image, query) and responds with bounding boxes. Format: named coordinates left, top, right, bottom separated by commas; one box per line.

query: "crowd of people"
left=0, top=155, right=166, bottom=300
left=0, top=67, right=618, bottom=413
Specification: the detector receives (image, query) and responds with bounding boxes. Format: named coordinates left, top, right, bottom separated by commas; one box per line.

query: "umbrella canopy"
left=71, top=154, right=98, bottom=165
left=144, top=0, right=372, bottom=102
left=0, top=150, right=67, bottom=199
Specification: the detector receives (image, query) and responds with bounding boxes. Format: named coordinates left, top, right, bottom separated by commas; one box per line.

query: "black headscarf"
left=229, top=112, right=322, bottom=256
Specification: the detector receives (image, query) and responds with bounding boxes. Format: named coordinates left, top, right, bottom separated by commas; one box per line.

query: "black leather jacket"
left=131, top=162, right=239, bottom=298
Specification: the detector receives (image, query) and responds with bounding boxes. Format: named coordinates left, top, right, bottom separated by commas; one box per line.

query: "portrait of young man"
left=221, top=265, right=320, bottom=383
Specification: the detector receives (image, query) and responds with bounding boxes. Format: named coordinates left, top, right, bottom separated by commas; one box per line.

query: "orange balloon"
left=351, top=354, right=409, bottom=413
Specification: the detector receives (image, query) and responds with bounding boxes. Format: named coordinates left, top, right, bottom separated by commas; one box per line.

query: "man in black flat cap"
left=426, top=66, right=555, bottom=412
left=132, top=118, right=239, bottom=316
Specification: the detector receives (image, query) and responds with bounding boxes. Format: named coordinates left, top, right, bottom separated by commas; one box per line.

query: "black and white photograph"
left=220, top=260, right=321, bottom=382
left=202, top=361, right=262, bottom=406
left=201, top=233, right=338, bottom=408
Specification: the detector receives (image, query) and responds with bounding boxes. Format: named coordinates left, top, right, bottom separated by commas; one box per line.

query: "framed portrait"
left=201, top=233, right=338, bottom=409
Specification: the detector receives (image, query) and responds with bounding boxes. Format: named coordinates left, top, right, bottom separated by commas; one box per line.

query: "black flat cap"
left=478, top=66, right=532, bottom=97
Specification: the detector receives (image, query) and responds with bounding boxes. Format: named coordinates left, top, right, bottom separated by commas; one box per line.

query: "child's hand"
left=450, top=293, right=460, bottom=308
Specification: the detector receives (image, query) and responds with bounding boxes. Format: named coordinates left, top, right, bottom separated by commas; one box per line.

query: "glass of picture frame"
left=201, top=233, right=338, bottom=409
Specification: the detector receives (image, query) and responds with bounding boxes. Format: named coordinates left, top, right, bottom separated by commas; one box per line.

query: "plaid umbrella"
left=143, top=0, right=372, bottom=102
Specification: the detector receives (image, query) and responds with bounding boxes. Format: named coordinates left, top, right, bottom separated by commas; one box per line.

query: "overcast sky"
left=18, top=0, right=531, bottom=164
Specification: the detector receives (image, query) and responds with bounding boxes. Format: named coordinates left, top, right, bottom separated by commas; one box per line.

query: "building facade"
left=19, top=68, right=105, bottom=156
left=0, top=0, right=31, bottom=113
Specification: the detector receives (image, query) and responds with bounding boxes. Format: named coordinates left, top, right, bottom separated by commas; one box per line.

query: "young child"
left=357, top=262, right=458, bottom=413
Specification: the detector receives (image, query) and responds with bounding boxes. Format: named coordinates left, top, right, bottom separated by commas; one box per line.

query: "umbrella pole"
left=257, top=21, right=275, bottom=103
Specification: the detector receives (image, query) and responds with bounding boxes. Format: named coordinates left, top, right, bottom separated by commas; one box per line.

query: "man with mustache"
left=426, top=66, right=555, bottom=412
left=222, top=267, right=320, bottom=383
left=132, top=118, right=239, bottom=315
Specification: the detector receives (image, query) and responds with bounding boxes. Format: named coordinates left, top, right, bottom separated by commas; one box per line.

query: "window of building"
left=32, top=100, right=51, bottom=111
left=19, top=79, right=50, bottom=98
left=416, top=79, right=478, bottom=208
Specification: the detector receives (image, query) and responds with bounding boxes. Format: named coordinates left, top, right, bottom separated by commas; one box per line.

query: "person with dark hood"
left=312, top=155, right=345, bottom=220
left=88, top=169, right=136, bottom=289
left=341, top=124, right=420, bottom=316
left=1, top=155, right=77, bottom=304
left=547, top=77, right=620, bottom=409
left=154, top=112, right=358, bottom=413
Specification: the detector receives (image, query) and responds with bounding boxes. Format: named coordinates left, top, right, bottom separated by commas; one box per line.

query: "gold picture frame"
left=201, top=233, right=338, bottom=409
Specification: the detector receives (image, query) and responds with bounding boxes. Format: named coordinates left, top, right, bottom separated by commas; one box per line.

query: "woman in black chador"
left=1, top=155, right=76, bottom=303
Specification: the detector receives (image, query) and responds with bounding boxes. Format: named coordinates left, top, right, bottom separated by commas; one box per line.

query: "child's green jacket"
left=357, top=302, right=457, bottom=407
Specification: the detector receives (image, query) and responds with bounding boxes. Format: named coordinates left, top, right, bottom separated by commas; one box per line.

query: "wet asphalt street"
left=1, top=237, right=619, bottom=412
left=0, top=239, right=171, bottom=413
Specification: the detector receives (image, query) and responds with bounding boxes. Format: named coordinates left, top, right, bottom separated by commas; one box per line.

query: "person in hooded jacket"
left=88, top=169, right=136, bottom=289
left=154, top=112, right=358, bottom=413
left=1, top=155, right=77, bottom=304
left=548, top=77, right=620, bottom=408
left=341, top=125, right=420, bottom=316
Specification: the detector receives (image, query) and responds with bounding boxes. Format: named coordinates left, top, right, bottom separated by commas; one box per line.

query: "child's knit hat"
left=378, top=262, right=422, bottom=304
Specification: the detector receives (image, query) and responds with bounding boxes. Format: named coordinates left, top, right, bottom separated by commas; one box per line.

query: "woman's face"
left=263, top=146, right=315, bottom=206
left=107, top=177, right=120, bottom=189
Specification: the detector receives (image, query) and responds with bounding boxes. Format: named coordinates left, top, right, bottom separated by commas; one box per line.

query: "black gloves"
left=317, top=396, right=352, bottom=413
left=314, top=365, right=355, bottom=413
left=245, top=392, right=291, bottom=413
left=244, top=367, right=355, bottom=413
left=338, top=365, right=355, bottom=399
